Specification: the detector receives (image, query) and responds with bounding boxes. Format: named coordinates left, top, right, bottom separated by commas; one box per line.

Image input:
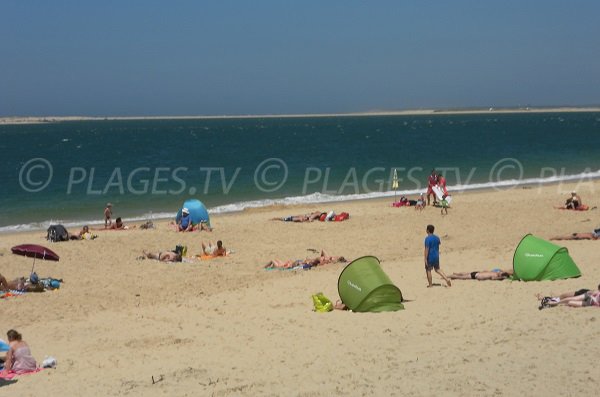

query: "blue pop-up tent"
left=175, top=199, right=210, bottom=227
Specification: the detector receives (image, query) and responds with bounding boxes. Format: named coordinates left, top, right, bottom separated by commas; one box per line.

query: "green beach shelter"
left=512, top=234, right=581, bottom=281
left=337, top=256, right=404, bottom=312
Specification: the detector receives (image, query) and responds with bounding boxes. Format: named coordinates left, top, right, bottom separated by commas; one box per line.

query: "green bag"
left=312, top=292, right=333, bottom=312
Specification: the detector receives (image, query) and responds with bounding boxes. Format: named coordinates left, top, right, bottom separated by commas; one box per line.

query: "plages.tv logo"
left=524, top=253, right=544, bottom=258
left=347, top=280, right=362, bottom=292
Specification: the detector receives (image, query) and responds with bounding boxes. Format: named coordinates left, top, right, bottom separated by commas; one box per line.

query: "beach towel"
left=0, top=368, right=43, bottom=380
left=558, top=205, right=589, bottom=211
left=334, top=212, right=350, bottom=222
left=0, top=290, right=26, bottom=299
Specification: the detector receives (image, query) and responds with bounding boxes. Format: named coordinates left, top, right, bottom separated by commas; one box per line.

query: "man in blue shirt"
left=178, top=208, right=193, bottom=232
left=424, top=224, right=451, bottom=288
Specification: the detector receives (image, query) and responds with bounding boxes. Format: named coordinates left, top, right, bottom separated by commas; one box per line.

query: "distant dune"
left=2, top=106, right=600, bottom=125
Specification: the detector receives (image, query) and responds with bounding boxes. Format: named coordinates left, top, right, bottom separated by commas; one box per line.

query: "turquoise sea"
left=1, top=112, right=600, bottom=232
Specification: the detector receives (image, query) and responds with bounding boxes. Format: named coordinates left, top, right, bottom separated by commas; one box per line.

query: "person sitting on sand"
left=1, top=329, right=37, bottom=375
left=177, top=208, right=194, bottom=232
left=271, top=211, right=322, bottom=222
left=415, top=193, right=425, bottom=211
left=449, top=268, right=513, bottom=281
left=70, top=225, right=97, bottom=240
left=201, top=240, right=227, bottom=257
left=108, top=217, right=126, bottom=230
left=141, top=250, right=182, bottom=262
left=0, top=273, right=45, bottom=293
left=550, top=228, right=600, bottom=240
left=565, top=191, right=582, bottom=209
left=538, top=286, right=600, bottom=309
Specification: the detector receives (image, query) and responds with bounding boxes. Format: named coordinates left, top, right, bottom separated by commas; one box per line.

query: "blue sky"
left=1, top=1, right=599, bottom=116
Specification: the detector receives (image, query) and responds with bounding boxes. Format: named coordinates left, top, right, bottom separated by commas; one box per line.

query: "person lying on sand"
left=201, top=240, right=227, bottom=257
left=141, top=250, right=182, bottom=262
left=94, top=217, right=133, bottom=231
left=550, top=229, right=599, bottom=240
left=449, top=269, right=513, bottom=281
left=538, top=285, right=600, bottom=309
left=536, top=283, right=600, bottom=303
left=271, top=211, right=322, bottom=222
left=0, top=273, right=45, bottom=293
left=264, top=250, right=346, bottom=269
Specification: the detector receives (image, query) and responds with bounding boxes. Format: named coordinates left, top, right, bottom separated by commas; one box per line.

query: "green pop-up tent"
left=337, top=256, right=404, bottom=312
left=512, top=234, right=581, bottom=281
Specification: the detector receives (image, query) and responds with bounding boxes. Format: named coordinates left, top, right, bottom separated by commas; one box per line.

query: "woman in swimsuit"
left=141, top=250, right=182, bottom=262
left=1, top=329, right=37, bottom=375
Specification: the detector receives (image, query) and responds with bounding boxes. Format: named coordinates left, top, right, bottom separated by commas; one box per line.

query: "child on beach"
left=440, top=195, right=449, bottom=215
left=415, top=194, right=425, bottom=211
left=104, top=203, right=112, bottom=228
left=423, top=224, right=451, bottom=288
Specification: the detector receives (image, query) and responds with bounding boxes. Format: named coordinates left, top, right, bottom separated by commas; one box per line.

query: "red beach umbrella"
left=11, top=244, right=60, bottom=273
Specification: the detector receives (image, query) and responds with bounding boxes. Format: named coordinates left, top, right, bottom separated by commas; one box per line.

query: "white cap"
left=182, top=207, right=189, bottom=214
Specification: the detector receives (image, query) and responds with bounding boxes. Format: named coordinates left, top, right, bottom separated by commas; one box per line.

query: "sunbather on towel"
left=449, top=269, right=513, bottom=281
left=201, top=240, right=227, bottom=257
left=550, top=229, right=600, bottom=240
left=538, top=286, right=600, bottom=309
left=141, top=250, right=182, bottom=262
left=0, top=273, right=44, bottom=292
left=264, top=250, right=346, bottom=269
left=271, top=211, right=322, bottom=222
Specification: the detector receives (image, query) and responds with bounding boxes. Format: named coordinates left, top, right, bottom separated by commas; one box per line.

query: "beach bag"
left=312, top=292, right=333, bottom=312
left=47, top=224, right=69, bottom=242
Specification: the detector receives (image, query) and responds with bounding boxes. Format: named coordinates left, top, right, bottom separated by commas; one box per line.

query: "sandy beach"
left=1, top=180, right=599, bottom=396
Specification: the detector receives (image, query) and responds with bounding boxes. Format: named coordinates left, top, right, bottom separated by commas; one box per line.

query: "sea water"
left=1, top=112, right=599, bottom=231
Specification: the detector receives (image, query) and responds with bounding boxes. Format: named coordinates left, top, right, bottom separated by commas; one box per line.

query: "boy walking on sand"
left=424, top=224, right=451, bottom=288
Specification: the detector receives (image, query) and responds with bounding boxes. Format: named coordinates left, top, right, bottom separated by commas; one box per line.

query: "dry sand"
left=1, top=180, right=599, bottom=396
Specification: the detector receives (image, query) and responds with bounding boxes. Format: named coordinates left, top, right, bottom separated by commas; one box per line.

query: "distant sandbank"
left=2, top=106, right=600, bottom=125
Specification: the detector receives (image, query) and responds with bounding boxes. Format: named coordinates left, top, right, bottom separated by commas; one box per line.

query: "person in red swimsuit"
left=437, top=173, right=448, bottom=196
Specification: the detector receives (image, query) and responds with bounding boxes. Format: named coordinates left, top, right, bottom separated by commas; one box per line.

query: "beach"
left=1, top=180, right=599, bottom=396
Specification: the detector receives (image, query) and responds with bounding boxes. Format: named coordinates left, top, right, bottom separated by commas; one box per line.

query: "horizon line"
left=2, top=105, right=600, bottom=125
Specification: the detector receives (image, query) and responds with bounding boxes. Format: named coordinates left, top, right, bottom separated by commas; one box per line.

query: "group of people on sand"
left=0, top=273, right=44, bottom=293
left=141, top=240, right=227, bottom=263
left=271, top=211, right=349, bottom=223
left=103, top=203, right=131, bottom=230
left=393, top=169, right=450, bottom=215
left=537, top=283, right=600, bottom=309
left=426, top=169, right=448, bottom=206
